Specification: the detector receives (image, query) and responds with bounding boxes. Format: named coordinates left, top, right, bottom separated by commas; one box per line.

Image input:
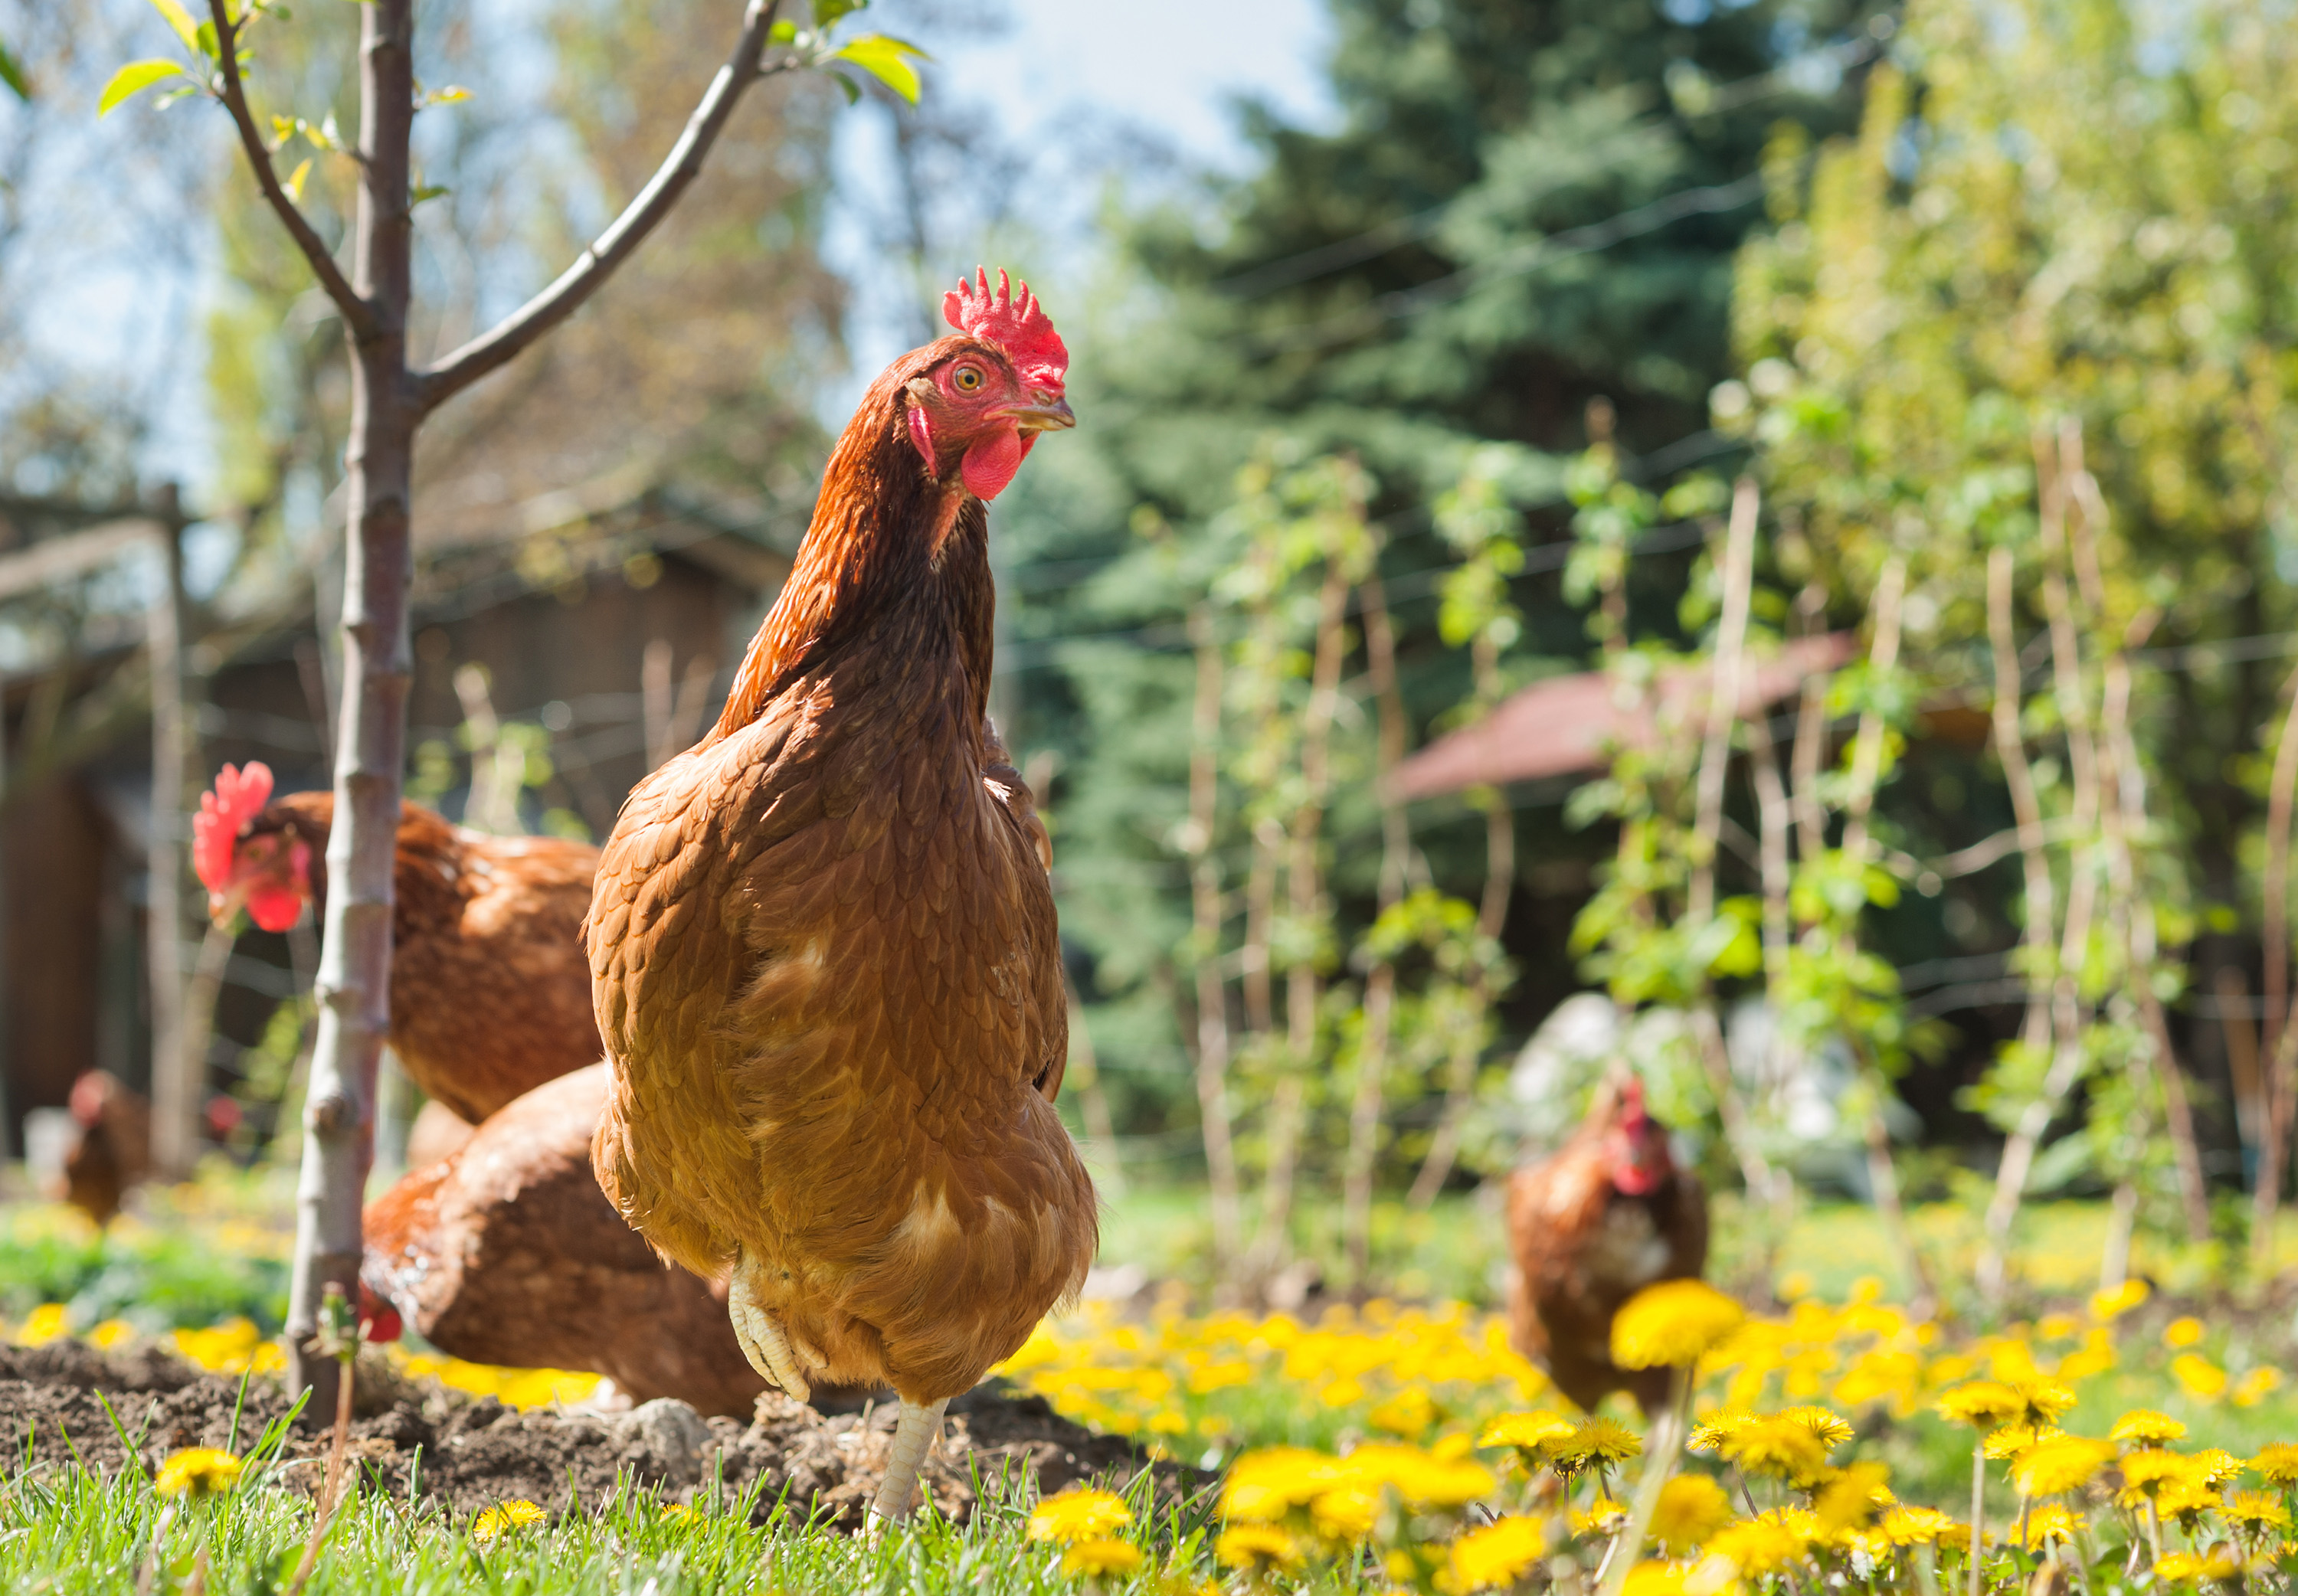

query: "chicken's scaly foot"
left=866, top=1398, right=949, bottom=1529
left=728, top=1249, right=810, bottom=1404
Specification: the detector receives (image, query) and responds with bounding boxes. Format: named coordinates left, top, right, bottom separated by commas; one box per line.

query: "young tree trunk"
left=286, top=0, right=419, bottom=1401
left=1406, top=623, right=1514, bottom=1210
left=1686, top=481, right=1779, bottom=1216
left=1341, top=567, right=1409, bottom=1288
left=1838, top=558, right=1933, bottom=1310
left=1185, top=607, right=1242, bottom=1277
left=201, top=0, right=798, bottom=1410
left=2256, top=665, right=2298, bottom=1271
left=1976, top=545, right=2067, bottom=1302
left=146, top=501, right=194, bottom=1176
left=1247, top=556, right=1350, bottom=1289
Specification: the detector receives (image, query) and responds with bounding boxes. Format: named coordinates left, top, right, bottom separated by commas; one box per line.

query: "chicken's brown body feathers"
left=585, top=341, right=1095, bottom=1408
left=259, top=793, right=601, bottom=1123
left=1506, top=1097, right=1708, bottom=1414
left=364, top=1065, right=767, bottom=1416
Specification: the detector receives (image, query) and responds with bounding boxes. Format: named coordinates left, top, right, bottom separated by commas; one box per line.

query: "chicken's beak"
left=1003, top=395, right=1075, bottom=434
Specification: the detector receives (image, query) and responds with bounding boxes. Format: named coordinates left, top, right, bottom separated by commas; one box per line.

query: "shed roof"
left=1390, top=632, right=1858, bottom=800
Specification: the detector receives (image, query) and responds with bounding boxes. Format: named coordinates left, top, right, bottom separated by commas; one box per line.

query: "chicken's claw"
left=866, top=1397, right=950, bottom=1529
left=728, top=1249, right=810, bottom=1404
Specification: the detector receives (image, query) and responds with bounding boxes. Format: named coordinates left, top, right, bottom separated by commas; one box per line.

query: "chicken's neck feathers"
left=712, top=358, right=1000, bottom=747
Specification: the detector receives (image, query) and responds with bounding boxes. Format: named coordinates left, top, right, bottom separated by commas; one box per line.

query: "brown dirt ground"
left=0, top=1342, right=1208, bottom=1529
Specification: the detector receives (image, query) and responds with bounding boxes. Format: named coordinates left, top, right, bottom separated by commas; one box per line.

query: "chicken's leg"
left=728, top=1248, right=810, bottom=1403
left=867, top=1397, right=950, bottom=1527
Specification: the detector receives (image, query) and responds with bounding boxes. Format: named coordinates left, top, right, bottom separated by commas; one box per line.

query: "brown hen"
left=362, top=1065, right=768, bottom=1416
left=195, top=764, right=601, bottom=1124
left=585, top=269, right=1096, bottom=1522
left=1506, top=1071, right=1709, bottom=1414
left=51, top=1071, right=152, bottom=1226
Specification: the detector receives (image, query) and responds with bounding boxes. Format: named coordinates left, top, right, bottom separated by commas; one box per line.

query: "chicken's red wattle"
left=961, top=427, right=1025, bottom=500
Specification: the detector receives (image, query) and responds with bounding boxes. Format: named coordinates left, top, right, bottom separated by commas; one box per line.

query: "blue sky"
left=9, top=0, right=1336, bottom=505
left=823, top=0, right=1337, bottom=397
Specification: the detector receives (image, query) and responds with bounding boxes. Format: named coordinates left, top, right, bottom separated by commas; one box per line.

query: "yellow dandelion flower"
left=1550, top=1417, right=1642, bottom=1473
left=1881, top=1506, right=1957, bottom=1547
left=1216, top=1524, right=1301, bottom=1571
left=1776, top=1406, right=1852, bottom=1448
left=1572, top=1496, right=1629, bottom=1537
left=1478, top=1410, right=1576, bottom=1462
left=2189, top=1450, right=2244, bottom=1486
left=2014, top=1437, right=2116, bottom=1497
left=1653, top=1474, right=1736, bottom=1555
left=1814, top=1462, right=1894, bottom=1537
left=2116, top=1450, right=2195, bottom=1506
left=1687, top=1412, right=1755, bottom=1454
left=1309, top=1485, right=1380, bottom=1543
left=2224, top=1490, right=2291, bottom=1531
left=2012, top=1379, right=2077, bottom=1428
left=1707, top=1514, right=1811, bottom=1577
left=2089, top=1279, right=2149, bottom=1320
left=1062, top=1539, right=1143, bottom=1578
left=1030, top=1488, right=1133, bottom=1545
left=2156, top=1477, right=2221, bottom=1522
left=2110, top=1411, right=2187, bottom=1447
left=2164, top=1316, right=2206, bottom=1349
left=471, top=1501, right=546, bottom=1542
left=2155, top=1551, right=2240, bottom=1585
left=1367, top=1388, right=1439, bottom=1437
left=1984, top=1425, right=2063, bottom=1462
left=153, top=1448, right=242, bottom=1499
left=1222, top=1448, right=1344, bottom=1519
left=1719, top=1418, right=1827, bottom=1483
left=1612, top=1280, right=1748, bottom=1370
left=1620, top=1560, right=1688, bottom=1596
left=2173, top=1355, right=2229, bottom=1402
left=2233, top=1368, right=2283, bottom=1408
left=1446, top=1516, right=1544, bottom=1592
left=2253, top=1444, right=2298, bottom=1486
left=1936, top=1381, right=2024, bottom=1431
left=2014, top=1503, right=2078, bottom=1549
left=1347, top=1444, right=1497, bottom=1509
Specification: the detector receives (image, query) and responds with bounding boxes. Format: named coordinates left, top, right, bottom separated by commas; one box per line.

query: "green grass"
left=0, top=1457, right=1252, bottom=1595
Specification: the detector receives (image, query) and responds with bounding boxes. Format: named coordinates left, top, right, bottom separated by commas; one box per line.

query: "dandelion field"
left=9, top=1179, right=2298, bottom=1591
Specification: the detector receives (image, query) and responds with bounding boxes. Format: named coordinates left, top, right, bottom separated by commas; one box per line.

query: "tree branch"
left=205, top=0, right=374, bottom=338
left=414, top=0, right=787, bottom=412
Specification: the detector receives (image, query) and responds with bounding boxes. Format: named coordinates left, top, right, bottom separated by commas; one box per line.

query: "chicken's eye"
left=952, top=365, right=984, bottom=393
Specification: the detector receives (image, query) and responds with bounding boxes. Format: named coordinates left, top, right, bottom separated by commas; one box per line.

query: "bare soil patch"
left=0, top=1342, right=1205, bottom=1529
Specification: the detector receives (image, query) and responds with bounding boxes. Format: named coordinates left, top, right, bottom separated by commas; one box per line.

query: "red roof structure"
left=1390, top=633, right=1858, bottom=800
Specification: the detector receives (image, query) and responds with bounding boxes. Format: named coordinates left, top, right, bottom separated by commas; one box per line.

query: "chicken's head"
left=902, top=267, right=1074, bottom=502
left=194, top=762, right=311, bottom=933
left=1599, top=1074, right=1673, bottom=1196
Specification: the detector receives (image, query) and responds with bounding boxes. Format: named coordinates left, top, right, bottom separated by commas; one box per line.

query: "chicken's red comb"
left=192, top=761, right=274, bottom=892
left=944, top=267, right=1067, bottom=395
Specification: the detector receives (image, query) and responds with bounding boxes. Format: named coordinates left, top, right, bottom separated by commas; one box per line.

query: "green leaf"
left=98, top=58, right=185, bottom=117
left=831, top=33, right=925, bottom=104
left=142, top=0, right=201, bottom=54
left=411, top=182, right=449, bottom=206
left=768, top=19, right=797, bottom=42
left=194, top=20, right=218, bottom=61
left=282, top=155, right=310, bottom=201
left=813, top=0, right=866, bottom=28
left=830, top=69, right=859, bottom=105
left=0, top=39, right=29, bottom=101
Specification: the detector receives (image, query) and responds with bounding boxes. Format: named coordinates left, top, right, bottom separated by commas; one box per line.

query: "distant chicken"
left=1506, top=1071, right=1709, bottom=1413
left=51, top=1071, right=151, bottom=1226
left=192, top=762, right=601, bottom=1124
left=585, top=269, right=1096, bottom=1522
left=362, top=1065, right=767, bottom=1417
